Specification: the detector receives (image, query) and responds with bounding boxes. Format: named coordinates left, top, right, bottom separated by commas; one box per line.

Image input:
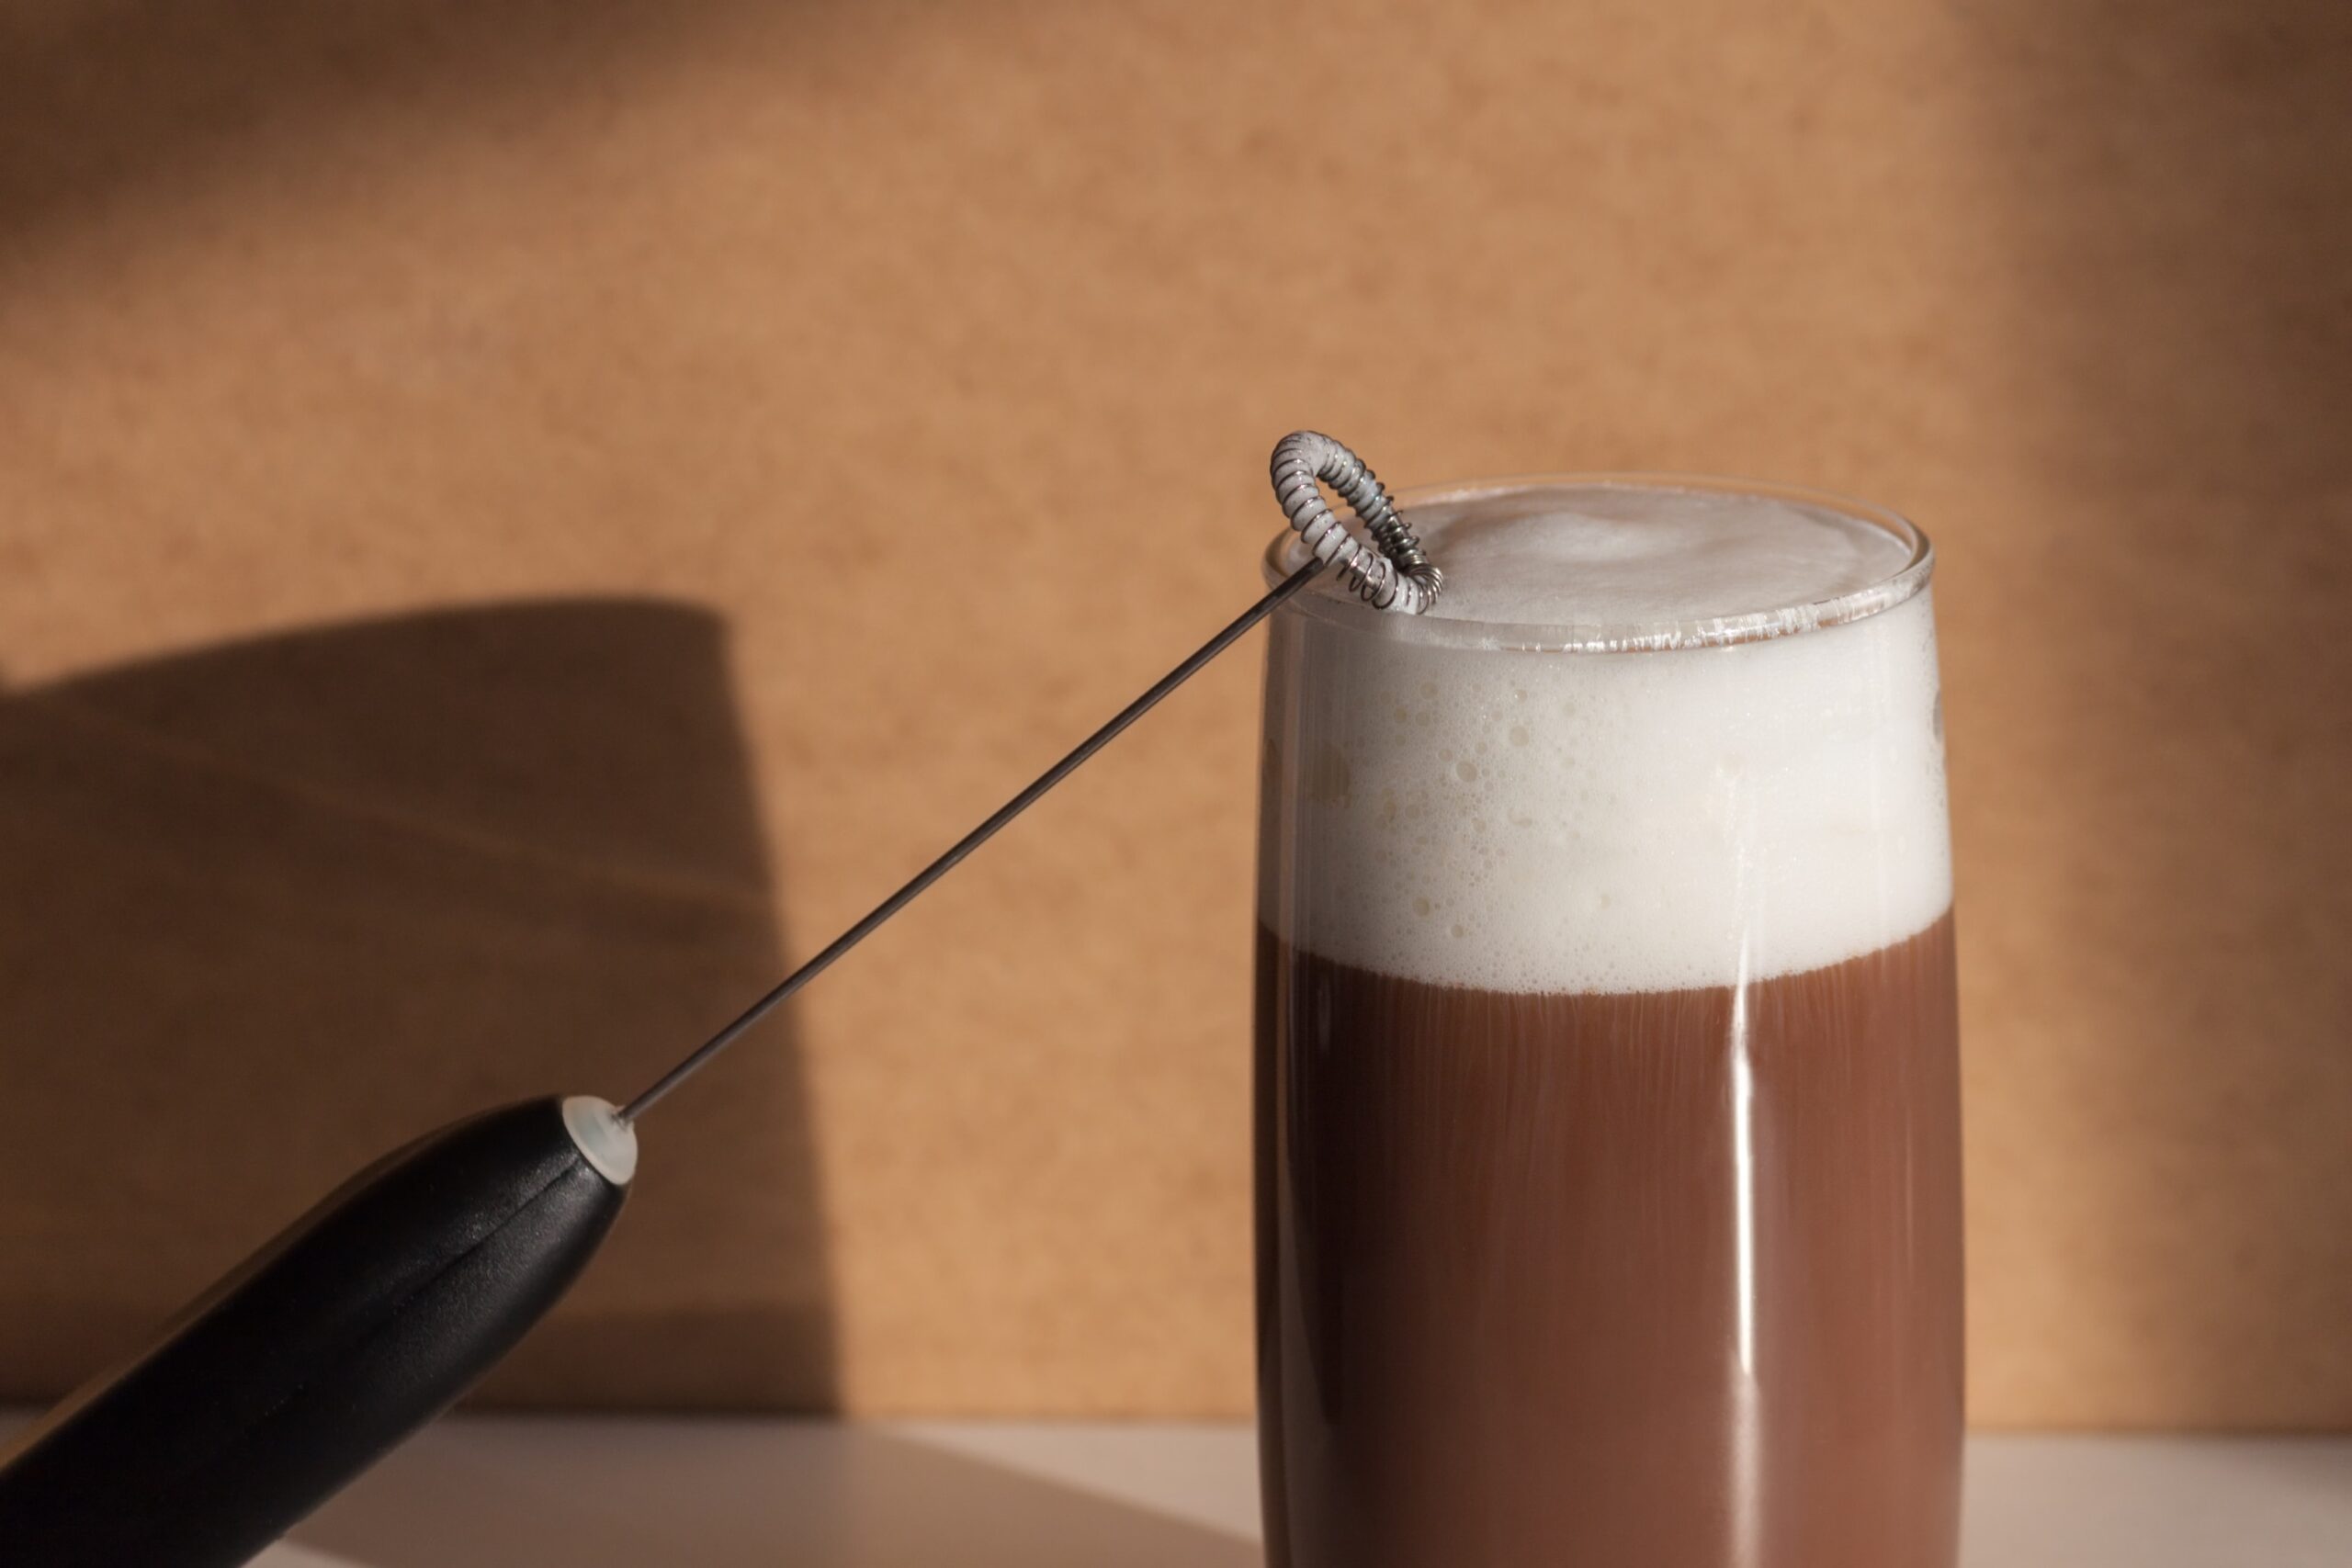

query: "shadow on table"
left=2194, top=1437, right=2352, bottom=1512
left=290, top=1423, right=1262, bottom=1567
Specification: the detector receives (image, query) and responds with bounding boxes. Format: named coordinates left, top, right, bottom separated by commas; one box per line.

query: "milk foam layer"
left=1402, top=483, right=1913, bottom=631
left=1261, top=483, right=1951, bottom=994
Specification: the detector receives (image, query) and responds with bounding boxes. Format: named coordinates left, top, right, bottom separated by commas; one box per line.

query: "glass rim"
left=1260, top=471, right=1934, bottom=653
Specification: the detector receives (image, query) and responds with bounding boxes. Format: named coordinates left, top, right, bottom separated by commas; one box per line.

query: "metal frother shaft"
left=617, top=429, right=1442, bottom=1123
left=0, top=432, right=1438, bottom=1568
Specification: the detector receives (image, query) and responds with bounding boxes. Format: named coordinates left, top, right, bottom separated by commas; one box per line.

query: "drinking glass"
left=1252, top=476, right=1960, bottom=1568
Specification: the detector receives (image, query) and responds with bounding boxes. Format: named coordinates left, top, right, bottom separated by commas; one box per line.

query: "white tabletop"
left=224, top=1417, right=2352, bottom=1567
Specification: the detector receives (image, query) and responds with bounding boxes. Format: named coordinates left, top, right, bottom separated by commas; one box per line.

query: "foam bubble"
left=1260, top=482, right=1950, bottom=994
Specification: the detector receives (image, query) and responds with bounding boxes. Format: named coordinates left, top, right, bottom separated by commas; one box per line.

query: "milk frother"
left=0, top=432, right=1442, bottom=1566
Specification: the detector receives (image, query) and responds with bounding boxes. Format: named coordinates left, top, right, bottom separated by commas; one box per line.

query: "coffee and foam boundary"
left=1261, top=488, right=1952, bottom=995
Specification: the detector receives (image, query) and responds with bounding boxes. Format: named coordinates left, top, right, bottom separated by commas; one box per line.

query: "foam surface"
left=1261, top=483, right=1951, bottom=994
left=1314, top=482, right=1917, bottom=633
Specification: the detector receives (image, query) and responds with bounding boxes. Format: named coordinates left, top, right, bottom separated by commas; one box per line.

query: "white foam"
left=1260, top=483, right=1951, bottom=994
left=1408, top=484, right=1913, bottom=631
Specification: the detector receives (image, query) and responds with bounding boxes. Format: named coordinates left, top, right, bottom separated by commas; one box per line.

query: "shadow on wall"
left=1956, top=1, right=2352, bottom=1427
left=0, top=0, right=768, bottom=238
left=0, top=601, right=834, bottom=1410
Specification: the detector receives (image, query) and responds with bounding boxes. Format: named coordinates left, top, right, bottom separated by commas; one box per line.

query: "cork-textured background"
left=2, top=0, right=2346, bottom=1427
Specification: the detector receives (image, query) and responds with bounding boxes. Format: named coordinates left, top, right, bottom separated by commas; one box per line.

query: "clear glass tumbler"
left=1253, top=477, right=1961, bottom=1568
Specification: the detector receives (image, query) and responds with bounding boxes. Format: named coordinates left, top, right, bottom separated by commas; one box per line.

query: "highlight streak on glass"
left=1732, top=982, right=1758, bottom=1377
left=1729, top=914, right=1764, bottom=1566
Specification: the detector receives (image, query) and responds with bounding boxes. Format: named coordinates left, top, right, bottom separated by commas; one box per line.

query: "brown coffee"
left=1253, top=916, right=1962, bottom=1568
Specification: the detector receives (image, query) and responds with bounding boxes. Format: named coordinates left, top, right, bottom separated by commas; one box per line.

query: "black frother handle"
left=0, top=1094, right=631, bottom=1568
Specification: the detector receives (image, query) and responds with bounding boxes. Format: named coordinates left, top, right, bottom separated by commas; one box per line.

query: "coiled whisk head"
left=1271, top=431, right=1443, bottom=615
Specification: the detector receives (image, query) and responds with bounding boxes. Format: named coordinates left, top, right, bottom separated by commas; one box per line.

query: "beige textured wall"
left=1, top=0, right=2345, bottom=1427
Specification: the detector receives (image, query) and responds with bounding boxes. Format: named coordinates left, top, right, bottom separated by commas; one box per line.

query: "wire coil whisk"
left=1271, top=431, right=1443, bottom=615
